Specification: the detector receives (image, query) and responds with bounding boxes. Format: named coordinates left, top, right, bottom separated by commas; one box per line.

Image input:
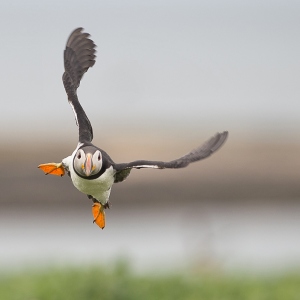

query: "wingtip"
left=221, top=130, right=229, bottom=139
left=73, top=27, right=84, bottom=33
left=215, top=131, right=229, bottom=141
left=205, top=131, right=229, bottom=153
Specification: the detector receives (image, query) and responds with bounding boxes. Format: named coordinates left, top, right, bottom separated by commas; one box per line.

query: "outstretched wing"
left=114, top=131, right=228, bottom=178
left=62, top=27, right=96, bottom=143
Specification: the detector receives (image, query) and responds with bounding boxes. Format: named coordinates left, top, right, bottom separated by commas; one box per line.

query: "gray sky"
left=1, top=0, right=300, bottom=144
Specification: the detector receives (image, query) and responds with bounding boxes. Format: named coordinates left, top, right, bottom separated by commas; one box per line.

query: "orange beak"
left=84, top=153, right=93, bottom=176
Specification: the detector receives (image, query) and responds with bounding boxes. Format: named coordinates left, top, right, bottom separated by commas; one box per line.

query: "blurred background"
left=1, top=0, right=300, bottom=288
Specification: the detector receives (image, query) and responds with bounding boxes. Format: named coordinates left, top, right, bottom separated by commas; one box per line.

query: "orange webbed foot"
left=38, top=162, right=65, bottom=176
left=92, top=202, right=106, bottom=229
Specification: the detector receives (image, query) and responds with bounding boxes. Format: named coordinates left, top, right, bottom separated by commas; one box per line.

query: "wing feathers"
left=114, top=131, right=228, bottom=172
left=165, top=130, right=228, bottom=168
left=63, top=28, right=96, bottom=143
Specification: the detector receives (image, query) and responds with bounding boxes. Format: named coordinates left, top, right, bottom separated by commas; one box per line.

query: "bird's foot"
left=92, top=202, right=106, bottom=229
left=38, top=162, right=65, bottom=176
left=88, top=195, right=109, bottom=229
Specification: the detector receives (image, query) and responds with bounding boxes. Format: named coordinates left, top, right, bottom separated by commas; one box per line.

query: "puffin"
left=38, top=28, right=228, bottom=229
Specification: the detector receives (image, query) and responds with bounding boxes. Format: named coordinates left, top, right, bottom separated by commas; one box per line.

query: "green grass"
left=1, top=263, right=300, bottom=300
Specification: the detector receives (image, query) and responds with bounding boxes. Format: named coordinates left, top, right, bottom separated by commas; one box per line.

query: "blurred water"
left=1, top=198, right=300, bottom=274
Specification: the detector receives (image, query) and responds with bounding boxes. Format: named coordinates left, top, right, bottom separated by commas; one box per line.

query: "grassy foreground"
left=1, top=264, right=300, bottom=300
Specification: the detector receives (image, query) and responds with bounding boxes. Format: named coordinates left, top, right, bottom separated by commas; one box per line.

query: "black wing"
left=62, top=27, right=96, bottom=143
left=114, top=131, right=228, bottom=177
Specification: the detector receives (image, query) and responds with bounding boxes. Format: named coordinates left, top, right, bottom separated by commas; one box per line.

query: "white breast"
left=74, top=166, right=115, bottom=204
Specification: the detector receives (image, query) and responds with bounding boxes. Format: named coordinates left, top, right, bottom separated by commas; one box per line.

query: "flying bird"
left=38, top=28, right=228, bottom=229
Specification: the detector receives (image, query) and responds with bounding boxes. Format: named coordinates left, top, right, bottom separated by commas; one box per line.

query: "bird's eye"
left=98, top=153, right=101, bottom=161
left=77, top=153, right=81, bottom=159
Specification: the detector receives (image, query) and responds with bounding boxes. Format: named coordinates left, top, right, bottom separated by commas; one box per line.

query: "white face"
left=73, top=148, right=102, bottom=177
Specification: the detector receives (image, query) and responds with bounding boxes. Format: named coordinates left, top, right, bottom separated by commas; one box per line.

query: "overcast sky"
left=1, top=0, right=300, bottom=144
